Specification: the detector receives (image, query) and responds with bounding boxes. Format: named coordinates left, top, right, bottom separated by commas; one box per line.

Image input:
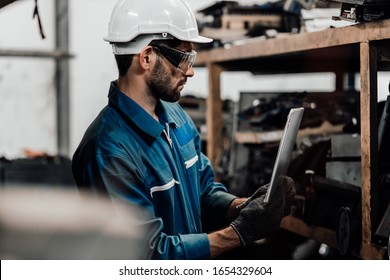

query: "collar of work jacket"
left=108, top=81, right=186, bottom=139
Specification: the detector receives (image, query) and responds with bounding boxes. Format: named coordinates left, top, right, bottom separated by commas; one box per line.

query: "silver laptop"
left=264, top=107, right=304, bottom=203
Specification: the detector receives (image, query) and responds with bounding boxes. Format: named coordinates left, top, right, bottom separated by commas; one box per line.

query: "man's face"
left=148, top=42, right=194, bottom=103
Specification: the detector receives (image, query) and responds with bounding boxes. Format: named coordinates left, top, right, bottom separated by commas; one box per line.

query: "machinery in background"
left=196, top=1, right=301, bottom=48
left=0, top=155, right=75, bottom=188
left=326, top=0, right=390, bottom=22
left=226, top=83, right=390, bottom=258
left=196, top=0, right=390, bottom=51
left=297, top=94, right=390, bottom=258
left=178, top=95, right=235, bottom=184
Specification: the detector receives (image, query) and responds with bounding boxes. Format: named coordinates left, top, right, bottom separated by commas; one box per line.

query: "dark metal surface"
left=330, top=0, right=388, bottom=4
left=388, top=232, right=390, bottom=259
left=331, top=0, right=390, bottom=22
left=337, top=207, right=355, bottom=255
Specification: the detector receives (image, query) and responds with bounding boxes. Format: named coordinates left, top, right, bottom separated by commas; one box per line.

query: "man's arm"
left=207, top=198, right=247, bottom=259
left=208, top=226, right=241, bottom=258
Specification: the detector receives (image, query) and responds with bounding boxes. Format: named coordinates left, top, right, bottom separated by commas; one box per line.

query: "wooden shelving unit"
left=194, top=18, right=390, bottom=259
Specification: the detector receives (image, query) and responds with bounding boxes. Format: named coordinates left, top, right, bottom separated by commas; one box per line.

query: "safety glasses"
left=150, top=43, right=197, bottom=74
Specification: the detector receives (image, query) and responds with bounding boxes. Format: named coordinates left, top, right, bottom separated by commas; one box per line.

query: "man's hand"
left=235, top=185, right=269, bottom=211
left=237, top=176, right=295, bottom=215
left=230, top=176, right=296, bottom=246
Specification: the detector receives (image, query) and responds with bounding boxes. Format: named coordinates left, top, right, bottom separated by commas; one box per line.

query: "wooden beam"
left=359, top=41, right=380, bottom=259
left=55, top=0, right=70, bottom=157
left=281, top=216, right=338, bottom=249
left=360, top=242, right=387, bottom=260
left=235, top=121, right=344, bottom=144
left=0, top=49, right=73, bottom=59
left=206, top=63, right=223, bottom=169
left=196, top=19, right=390, bottom=65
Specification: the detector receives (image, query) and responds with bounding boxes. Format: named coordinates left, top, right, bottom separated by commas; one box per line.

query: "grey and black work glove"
left=230, top=176, right=296, bottom=246
left=236, top=176, right=295, bottom=216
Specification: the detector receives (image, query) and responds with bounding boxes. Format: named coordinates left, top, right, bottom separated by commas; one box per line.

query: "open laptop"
left=264, top=107, right=304, bottom=203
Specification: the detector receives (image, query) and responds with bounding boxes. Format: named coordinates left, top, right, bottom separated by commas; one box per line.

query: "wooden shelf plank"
left=195, top=18, right=390, bottom=65
left=282, top=216, right=388, bottom=259
left=0, top=49, right=74, bottom=59
left=235, top=121, right=344, bottom=144
left=281, top=216, right=338, bottom=249
left=235, top=130, right=284, bottom=144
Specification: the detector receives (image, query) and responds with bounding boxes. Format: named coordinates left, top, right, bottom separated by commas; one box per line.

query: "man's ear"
left=139, top=46, right=154, bottom=70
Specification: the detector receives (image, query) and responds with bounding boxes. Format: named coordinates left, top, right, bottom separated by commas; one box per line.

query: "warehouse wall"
left=0, top=0, right=389, bottom=160
left=0, top=0, right=56, bottom=159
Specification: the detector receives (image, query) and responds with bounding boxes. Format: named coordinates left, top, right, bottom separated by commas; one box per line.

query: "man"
left=72, top=0, right=295, bottom=260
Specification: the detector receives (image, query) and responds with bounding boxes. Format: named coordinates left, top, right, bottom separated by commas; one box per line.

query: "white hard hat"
left=104, top=0, right=213, bottom=54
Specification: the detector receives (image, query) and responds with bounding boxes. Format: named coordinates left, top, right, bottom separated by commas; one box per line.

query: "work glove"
left=236, top=176, right=295, bottom=216
left=230, top=176, right=296, bottom=246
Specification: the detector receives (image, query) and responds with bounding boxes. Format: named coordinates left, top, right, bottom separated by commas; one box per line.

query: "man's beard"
left=148, top=56, right=182, bottom=103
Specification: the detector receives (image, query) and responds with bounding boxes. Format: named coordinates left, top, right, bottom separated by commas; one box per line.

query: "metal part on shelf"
left=388, top=232, right=390, bottom=259
left=374, top=202, right=390, bottom=246
left=197, top=1, right=301, bottom=48
left=326, top=161, right=362, bottom=187
left=328, top=0, right=390, bottom=22
left=378, top=95, right=390, bottom=149
left=326, top=134, right=362, bottom=187
left=330, top=134, right=361, bottom=158
left=304, top=175, right=361, bottom=230
left=0, top=156, right=75, bottom=188
left=336, top=206, right=355, bottom=255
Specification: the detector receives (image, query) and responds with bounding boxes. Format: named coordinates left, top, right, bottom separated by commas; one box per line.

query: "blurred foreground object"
left=0, top=187, right=159, bottom=259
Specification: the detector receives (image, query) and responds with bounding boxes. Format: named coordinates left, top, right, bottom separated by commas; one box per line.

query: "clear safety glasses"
left=150, top=43, right=197, bottom=74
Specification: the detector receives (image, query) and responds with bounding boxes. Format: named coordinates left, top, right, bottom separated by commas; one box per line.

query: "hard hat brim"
left=107, top=34, right=213, bottom=55
left=189, top=35, right=213, bottom=44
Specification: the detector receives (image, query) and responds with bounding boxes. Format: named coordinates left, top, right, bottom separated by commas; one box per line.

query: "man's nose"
left=185, top=67, right=195, bottom=77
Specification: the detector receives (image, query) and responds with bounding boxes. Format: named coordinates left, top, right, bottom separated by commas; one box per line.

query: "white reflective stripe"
left=150, top=179, right=180, bottom=198
left=185, top=155, right=199, bottom=169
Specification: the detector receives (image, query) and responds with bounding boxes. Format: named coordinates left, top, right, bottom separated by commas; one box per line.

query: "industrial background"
left=0, top=0, right=389, bottom=260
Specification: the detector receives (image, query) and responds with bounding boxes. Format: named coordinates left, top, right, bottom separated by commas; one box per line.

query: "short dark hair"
left=114, top=54, right=134, bottom=77
left=150, top=38, right=183, bottom=49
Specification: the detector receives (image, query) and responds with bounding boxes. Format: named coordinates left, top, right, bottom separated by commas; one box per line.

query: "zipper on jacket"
left=163, top=123, right=173, bottom=149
